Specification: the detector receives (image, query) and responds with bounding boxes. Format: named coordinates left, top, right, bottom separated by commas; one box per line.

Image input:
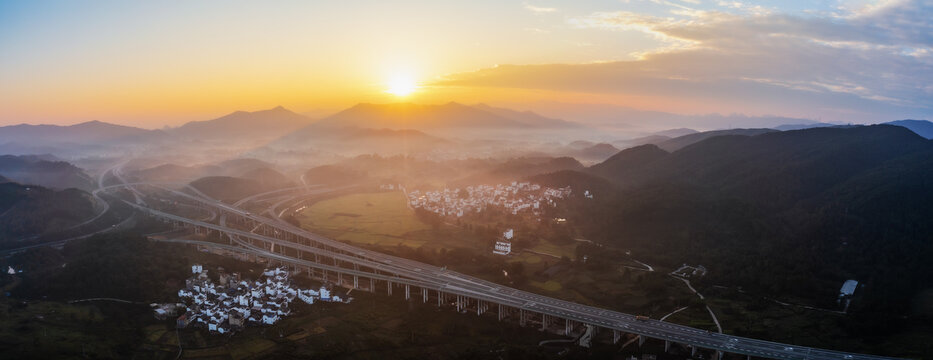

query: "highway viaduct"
left=107, top=180, right=897, bottom=360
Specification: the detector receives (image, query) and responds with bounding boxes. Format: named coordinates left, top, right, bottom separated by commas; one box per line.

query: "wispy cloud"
left=435, top=0, right=933, bottom=122
left=524, top=27, right=551, bottom=34
left=523, top=2, right=557, bottom=13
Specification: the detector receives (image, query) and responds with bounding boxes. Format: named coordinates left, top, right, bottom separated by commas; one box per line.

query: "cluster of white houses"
left=407, top=182, right=572, bottom=219
left=162, top=265, right=349, bottom=335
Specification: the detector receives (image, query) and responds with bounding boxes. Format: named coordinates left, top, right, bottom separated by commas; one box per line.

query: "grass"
left=228, top=338, right=276, bottom=360
left=297, top=192, right=431, bottom=247
left=296, top=191, right=489, bottom=250
left=530, top=280, right=563, bottom=292
left=527, top=241, right=578, bottom=258
left=0, top=298, right=145, bottom=359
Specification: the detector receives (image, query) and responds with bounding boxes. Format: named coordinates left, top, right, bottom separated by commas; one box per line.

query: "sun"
left=385, top=75, right=418, bottom=97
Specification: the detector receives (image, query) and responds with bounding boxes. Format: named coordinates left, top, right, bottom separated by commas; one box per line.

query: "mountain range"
left=531, top=124, right=933, bottom=317
left=168, top=106, right=312, bottom=142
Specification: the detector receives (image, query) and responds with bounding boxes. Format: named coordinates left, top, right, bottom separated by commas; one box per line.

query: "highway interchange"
left=89, top=162, right=901, bottom=360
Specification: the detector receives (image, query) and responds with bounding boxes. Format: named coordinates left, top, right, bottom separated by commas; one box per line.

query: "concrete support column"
left=664, top=340, right=671, bottom=353
left=520, top=309, right=526, bottom=327
left=437, top=291, right=443, bottom=307
left=565, top=319, right=571, bottom=336
left=541, top=314, right=548, bottom=331
left=387, top=281, right=392, bottom=296
left=612, top=330, right=621, bottom=344
left=716, top=351, right=723, bottom=360
left=498, top=304, right=503, bottom=321
left=370, top=278, right=375, bottom=292
left=691, top=346, right=697, bottom=357
left=422, top=288, right=428, bottom=303
left=638, top=335, right=645, bottom=347
left=476, top=300, right=481, bottom=315
left=405, top=284, right=410, bottom=300
left=353, top=275, right=358, bottom=289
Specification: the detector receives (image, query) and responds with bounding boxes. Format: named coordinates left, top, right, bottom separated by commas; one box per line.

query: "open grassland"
left=527, top=241, right=578, bottom=259
left=0, top=298, right=149, bottom=359
left=297, top=192, right=431, bottom=247
left=296, top=191, right=489, bottom=250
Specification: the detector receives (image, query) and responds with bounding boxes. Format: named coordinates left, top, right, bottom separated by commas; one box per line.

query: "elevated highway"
left=109, top=176, right=897, bottom=360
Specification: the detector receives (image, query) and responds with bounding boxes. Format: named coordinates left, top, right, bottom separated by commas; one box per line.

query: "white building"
left=493, top=241, right=512, bottom=256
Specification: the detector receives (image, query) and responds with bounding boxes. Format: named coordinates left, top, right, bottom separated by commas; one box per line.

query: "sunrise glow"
left=385, top=75, right=418, bottom=97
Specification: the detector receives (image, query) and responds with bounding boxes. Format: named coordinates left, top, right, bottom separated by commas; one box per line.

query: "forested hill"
left=0, top=182, right=96, bottom=243
left=531, top=125, right=933, bottom=319
left=0, top=155, right=95, bottom=191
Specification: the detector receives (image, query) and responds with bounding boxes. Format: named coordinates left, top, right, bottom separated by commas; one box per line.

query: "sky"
left=1, top=0, right=931, bottom=128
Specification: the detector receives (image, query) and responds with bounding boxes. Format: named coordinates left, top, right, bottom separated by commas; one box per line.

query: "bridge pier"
left=387, top=281, right=392, bottom=296
left=664, top=340, right=670, bottom=353
left=422, top=288, right=428, bottom=303
left=638, top=335, right=645, bottom=347
left=541, top=313, right=548, bottom=331
left=612, top=330, right=621, bottom=344
left=370, top=278, right=374, bottom=292
left=520, top=309, right=526, bottom=327
left=437, top=291, right=443, bottom=307
left=565, top=318, right=571, bottom=336
left=498, top=304, right=503, bottom=321
left=405, top=284, right=410, bottom=300
left=353, top=275, right=358, bottom=289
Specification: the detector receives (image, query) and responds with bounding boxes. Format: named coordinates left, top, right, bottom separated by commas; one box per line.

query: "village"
left=406, top=182, right=574, bottom=220
left=152, top=265, right=350, bottom=335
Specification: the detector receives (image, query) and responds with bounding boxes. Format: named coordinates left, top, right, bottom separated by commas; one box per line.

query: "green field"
left=297, top=192, right=432, bottom=247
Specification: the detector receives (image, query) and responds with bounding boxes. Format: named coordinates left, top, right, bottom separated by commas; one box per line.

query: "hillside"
left=240, top=167, right=294, bottom=188
left=656, top=128, right=776, bottom=152
left=885, top=119, right=933, bottom=139
left=132, top=158, right=276, bottom=183
left=534, top=125, right=933, bottom=319
left=587, top=144, right=668, bottom=182
left=453, top=157, right=585, bottom=186
left=0, top=120, right=159, bottom=145
left=472, top=104, right=582, bottom=128
left=269, top=125, right=447, bottom=156
left=303, top=165, right=369, bottom=186
left=575, top=143, right=620, bottom=162
left=311, top=102, right=525, bottom=130
left=0, top=155, right=95, bottom=191
left=0, top=183, right=96, bottom=243
left=171, top=106, right=311, bottom=141
left=188, top=176, right=267, bottom=203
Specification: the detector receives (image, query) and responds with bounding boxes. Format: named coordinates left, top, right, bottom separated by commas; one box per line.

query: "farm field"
left=296, top=192, right=431, bottom=247
left=296, top=191, right=491, bottom=251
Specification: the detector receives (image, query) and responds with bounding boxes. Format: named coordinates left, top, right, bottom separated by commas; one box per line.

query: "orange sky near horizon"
left=1, top=1, right=930, bottom=128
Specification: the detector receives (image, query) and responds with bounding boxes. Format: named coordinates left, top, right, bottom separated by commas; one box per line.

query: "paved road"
left=108, top=176, right=899, bottom=360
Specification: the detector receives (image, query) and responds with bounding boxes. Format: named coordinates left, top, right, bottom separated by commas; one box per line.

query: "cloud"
left=434, top=0, right=933, bottom=123
left=524, top=27, right=551, bottom=34
left=523, top=2, right=557, bottom=13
